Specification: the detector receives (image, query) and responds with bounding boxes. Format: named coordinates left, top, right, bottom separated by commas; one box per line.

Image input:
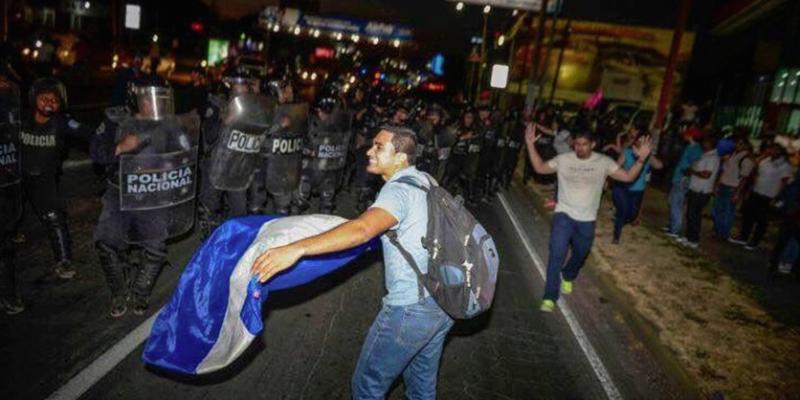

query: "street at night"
left=2, top=1, right=800, bottom=400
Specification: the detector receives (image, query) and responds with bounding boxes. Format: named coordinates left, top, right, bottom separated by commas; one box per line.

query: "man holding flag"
left=252, top=125, right=453, bottom=400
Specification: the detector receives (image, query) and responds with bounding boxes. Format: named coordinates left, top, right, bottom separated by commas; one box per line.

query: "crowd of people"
left=2, top=46, right=800, bottom=397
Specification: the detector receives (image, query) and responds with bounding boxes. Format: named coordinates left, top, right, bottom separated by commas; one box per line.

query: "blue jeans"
left=612, top=186, right=644, bottom=241
left=544, top=213, right=596, bottom=301
left=352, top=296, right=454, bottom=400
left=668, top=179, right=689, bottom=234
left=712, top=184, right=736, bottom=239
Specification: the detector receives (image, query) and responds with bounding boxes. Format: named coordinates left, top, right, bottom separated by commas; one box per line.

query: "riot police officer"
left=20, top=77, right=93, bottom=281
left=260, top=75, right=307, bottom=215
left=493, top=108, right=522, bottom=191
left=476, top=102, right=500, bottom=202
left=295, top=89, right=352, bottom=214
left=199, top=69, right=264, bottom=236
left=93, top=81, right=197, bottom=317
left=424, top=105, right=455, bottom=183
left=0, top=66, right=23, bottom=314
left=443, top=106, right=481, bottom=203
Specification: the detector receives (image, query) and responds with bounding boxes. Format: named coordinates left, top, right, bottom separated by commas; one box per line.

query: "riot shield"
left=0, top=81, right=21, bottom=189
left=118, top=118, right=198, bottom=243
left=209, top=94, right=273, bottom=191
left=263, top=102, right=307, bottom=195
left=307, top=110, right=352, bottom=172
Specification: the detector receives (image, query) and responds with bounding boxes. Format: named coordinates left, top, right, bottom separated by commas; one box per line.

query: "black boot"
left=131, top=248, right=166, bottom=315
left=96, top=242, right=130, bottom=317
left=0, top=241, right=23, bottom=315
left=42, top=211, right=75, bottom=280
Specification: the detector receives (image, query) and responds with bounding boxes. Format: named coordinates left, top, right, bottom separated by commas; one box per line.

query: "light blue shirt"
left=672, top=142, right=702, bottom=184
left=623, top=148, right=650, bottom=192
left=370, top=166, right=431, bottom=306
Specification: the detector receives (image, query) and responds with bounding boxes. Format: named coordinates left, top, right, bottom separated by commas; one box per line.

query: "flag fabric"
left=142, top=214, right=378, bottom=375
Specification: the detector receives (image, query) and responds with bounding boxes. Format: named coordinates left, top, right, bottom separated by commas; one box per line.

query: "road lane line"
left=46, top=309, right=161, bottom=400
left=498, top=192, right=624, bottom=400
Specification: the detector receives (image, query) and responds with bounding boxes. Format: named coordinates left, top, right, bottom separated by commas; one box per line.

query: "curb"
left=521, top=180, right=704, bottom=400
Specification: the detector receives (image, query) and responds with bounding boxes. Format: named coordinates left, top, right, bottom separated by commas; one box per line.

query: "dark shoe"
left=132, top=295, right=149, bottom=316
left=54, top=261, right=76, bottom=280
left=109, top=295, right=128, bottom=318
left=0, top=296, right=24, bottom=315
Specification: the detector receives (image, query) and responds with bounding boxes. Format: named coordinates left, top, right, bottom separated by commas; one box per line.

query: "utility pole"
left=654, top=0, right=692, bottom=130
left=475, top=10, right=489, bottom=101
left=549, top=18, right=572, bottom=103
left=524, top=0, right=549, bottom=117
left=537, top=0, right=561, bottom=103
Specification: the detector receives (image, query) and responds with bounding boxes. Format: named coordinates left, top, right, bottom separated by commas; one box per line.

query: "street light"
left=484, top=5, right=491, bottom=14
left=351, top=34, right=360, bottom=43
left=498, top=35, right=505, bottom=47
left=273, top=25, right=280, bottom=33
left=84, top=1, right=91, bottom=9
left=313, top=30, right=320, bottom=38
left=456, top=2, right=464, bottom=11
left=293, top=26, right=301, bottom=35
left=152, top=34, right=158, bottom=43
left=512, top=9, right=518, bottom=16
left=392, top=39, right=400, bottom=48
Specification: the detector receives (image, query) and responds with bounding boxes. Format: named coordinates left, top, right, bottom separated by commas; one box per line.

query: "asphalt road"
left=1, top=170, right=695, bottom=400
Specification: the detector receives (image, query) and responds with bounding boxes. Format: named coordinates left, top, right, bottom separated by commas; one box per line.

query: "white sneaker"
left=728, top=238, right=747, bottom=245
left=682, top=240, right=699, bottom=250
left=778, top=262, right=794, bottom=274
left=743, top=244, right=758, bottom=251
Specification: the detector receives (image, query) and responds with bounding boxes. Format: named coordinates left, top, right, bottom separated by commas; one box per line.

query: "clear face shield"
left=225, top=77, right=261, bottom=97
left=135, top=86, right=175, bottom=121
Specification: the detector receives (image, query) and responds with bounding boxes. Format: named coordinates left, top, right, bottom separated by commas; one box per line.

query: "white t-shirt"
left=547, top=152, right=620, bottom=222
left=753, top=157, right=794, bottom=198
left=719, top=151, right=754, bottom=188
left=688, top=150, right=720, bottom=194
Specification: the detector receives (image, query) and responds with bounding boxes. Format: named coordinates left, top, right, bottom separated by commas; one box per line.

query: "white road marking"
left=498, top=192, right=624, bottom=400
left=46, top=310, right=161, bottom=400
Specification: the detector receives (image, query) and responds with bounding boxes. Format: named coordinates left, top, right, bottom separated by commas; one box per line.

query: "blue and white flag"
left=142, top=214, right=377, bottom=375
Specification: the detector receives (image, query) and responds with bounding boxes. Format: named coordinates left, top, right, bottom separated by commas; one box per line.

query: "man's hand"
left=632, top=136, right=653, bottom=160
left=525, top=123, right=541, bottom=147
left=115, top=134, right=139, bottom=156
left=251, top=244, right=306, bottom=283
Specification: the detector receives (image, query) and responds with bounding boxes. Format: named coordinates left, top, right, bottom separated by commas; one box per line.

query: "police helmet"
left=29, top=77, right=67, bottom=109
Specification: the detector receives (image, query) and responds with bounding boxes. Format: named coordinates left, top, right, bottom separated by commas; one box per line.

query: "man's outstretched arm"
left=251, top=208, right=397, bottom=282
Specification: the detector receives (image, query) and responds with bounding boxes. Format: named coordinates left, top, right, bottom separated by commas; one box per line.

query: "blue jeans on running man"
left=352, top=296, right=454, bottom=400
left=544, top=212, right=596, bottom=302
left=668, top=179, right=689, bottom=235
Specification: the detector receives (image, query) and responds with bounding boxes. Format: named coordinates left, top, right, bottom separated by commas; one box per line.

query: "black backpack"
left=386, top=174, right=499, bottom=319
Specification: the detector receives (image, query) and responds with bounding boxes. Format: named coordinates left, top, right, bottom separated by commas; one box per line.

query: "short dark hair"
left=381, top=125, right=418, bottom=165
left=571, top=130, right=595, bottom=142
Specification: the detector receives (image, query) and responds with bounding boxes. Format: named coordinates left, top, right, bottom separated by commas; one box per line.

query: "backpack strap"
left=385, top=229, right=426, bottom=302
left=391, top=175, right=430, bottom=192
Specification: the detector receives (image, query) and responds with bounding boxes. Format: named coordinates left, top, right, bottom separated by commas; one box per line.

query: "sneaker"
left=560, top=280, right=573, bottom=295
left=778, top=262, right=794, bottom=275
left=0, top=296, right=24, bottom=315
left=109, top=295, right=128, bottom=318
left=54, top=262, right=76, bottom=280
left=743, top=244, right=758, bottom=251
left=540, top=299, right=555, bottom=312
left=728, top=238, right=747, bottom=245
left=682, top=240, right=699, bottom=250
left=132, top=295, right=150, bottom=316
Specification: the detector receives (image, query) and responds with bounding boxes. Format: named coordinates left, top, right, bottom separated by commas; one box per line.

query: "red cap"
left=682, top=126, right=701, bottom=140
